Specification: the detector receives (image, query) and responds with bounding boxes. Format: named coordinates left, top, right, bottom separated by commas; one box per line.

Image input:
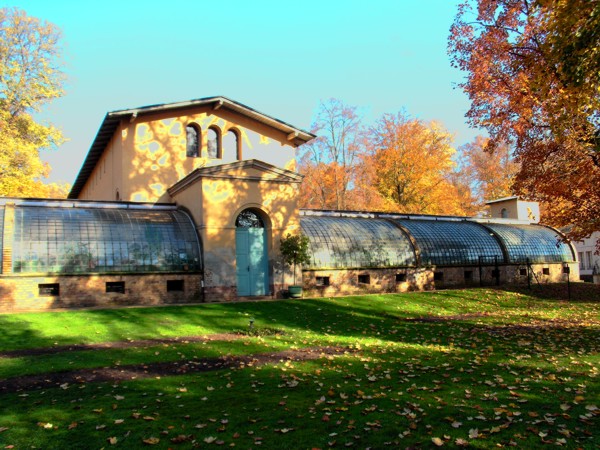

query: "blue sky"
left=7, top=0, right=479, bottom=184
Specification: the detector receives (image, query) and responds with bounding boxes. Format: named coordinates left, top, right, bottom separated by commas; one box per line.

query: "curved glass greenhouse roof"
left=7, top=203, right=201, bottom=274
left=300, top=212, right=574, bottom=269
left=300, top=216, right=416, bottom=269
left=482, top=223, right=574, bottom=264
left=393, top=219, right=504, bottom=266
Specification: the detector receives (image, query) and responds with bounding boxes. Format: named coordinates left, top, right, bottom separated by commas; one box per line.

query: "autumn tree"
left=0, top=7, right=68, bottom=198
left=457, top=136, right=518, bottom=208
left=449, top=0, right=600, bottom=245
left=367, top=113, right=472, bottom=215
left=298, top=99, right=365, bottom=210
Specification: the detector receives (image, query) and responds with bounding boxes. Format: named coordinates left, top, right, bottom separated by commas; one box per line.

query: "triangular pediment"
left=168, top=159, right=303, bottom=196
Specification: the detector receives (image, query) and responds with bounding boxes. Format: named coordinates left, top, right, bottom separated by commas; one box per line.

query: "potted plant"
left=280, top=233, right=311, bottom=298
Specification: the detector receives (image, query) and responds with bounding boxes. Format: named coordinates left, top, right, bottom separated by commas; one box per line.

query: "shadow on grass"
left=0, top=337, right=597, bottom=449
left=0, top=287, right=597, bottom=355
left=499, top=282, right=600, bottom=302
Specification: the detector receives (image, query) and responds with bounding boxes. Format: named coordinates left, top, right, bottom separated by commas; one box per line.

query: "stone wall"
left=301, top=262, right=579, bottom=298
left=0, top=274, right=202, bottom=312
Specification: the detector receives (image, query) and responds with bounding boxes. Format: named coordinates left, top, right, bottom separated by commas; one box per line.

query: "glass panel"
left=483, top=223, right=574, bottom=264
left=207, top=128, right=220, bottom=158
left=236, top=210, right=264, bottom=228
left=11, top=206, right=202, bottom=274
left=300, top=216, right=416, bottom=269
left=223, top=130, right=239, bottom=160
left=186, top=125, right=199, bottom=157
left=394, top=219, right=504, bottom=266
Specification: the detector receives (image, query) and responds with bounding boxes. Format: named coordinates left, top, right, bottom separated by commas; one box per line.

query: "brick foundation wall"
left=0, top=273, right=203, bottom=312
left=302, top=262, right=579, bottom=298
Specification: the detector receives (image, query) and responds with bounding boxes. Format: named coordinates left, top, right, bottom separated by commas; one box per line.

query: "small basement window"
left=106, top=281, right=125, bottom=293
left=520, top=268, right=527, bottom=276
left=396, top=273, right=407, bottom=283
left=167, top=279, right=184, bottom=292
left=434, top=272, right=444, bottom=282
left=542, top=268, right=550, bottom=275
left=491, top=269, right=500, bottom=278
left=464, top=270, right=473, bottom=281
left=358, top=274, right=371, bottom=284
left=39, top=283, right=59, bottom=296
left=316, top=276, right=330, bottom=287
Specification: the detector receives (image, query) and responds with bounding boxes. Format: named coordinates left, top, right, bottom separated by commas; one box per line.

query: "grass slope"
left=0, top=285, right=598, bottom=448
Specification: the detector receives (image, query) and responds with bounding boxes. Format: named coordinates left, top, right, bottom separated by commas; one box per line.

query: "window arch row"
left=185, top=123, right=241, bottom=160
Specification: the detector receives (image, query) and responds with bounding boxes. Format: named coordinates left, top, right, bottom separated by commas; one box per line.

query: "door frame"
left=234, top=207, right=271, bottom=297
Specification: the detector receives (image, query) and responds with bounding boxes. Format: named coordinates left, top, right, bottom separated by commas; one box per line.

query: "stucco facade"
left=486, top=197, right=540, bottom=223
left=168, top=160, right=303, bottom=300
left=68, top=97, right=314, bottom=303
left=75, top=100, right=305, bottom=203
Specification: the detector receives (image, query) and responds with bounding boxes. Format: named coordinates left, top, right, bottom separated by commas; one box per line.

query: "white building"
left=575, top=232, right=600, bottom=283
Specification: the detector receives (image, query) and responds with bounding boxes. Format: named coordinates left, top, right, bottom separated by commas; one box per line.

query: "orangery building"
left=0, top=97, right=578, bottom=311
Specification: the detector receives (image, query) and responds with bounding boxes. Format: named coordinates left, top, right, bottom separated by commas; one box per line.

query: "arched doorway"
left=235, top=209, right=268, bottom=296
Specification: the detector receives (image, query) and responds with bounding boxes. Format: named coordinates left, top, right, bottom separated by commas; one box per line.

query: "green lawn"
left=0, top=285, right=598, bottom=449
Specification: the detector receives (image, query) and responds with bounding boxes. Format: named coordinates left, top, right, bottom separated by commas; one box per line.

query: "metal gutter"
left=0, top=197, right=177, bottom=210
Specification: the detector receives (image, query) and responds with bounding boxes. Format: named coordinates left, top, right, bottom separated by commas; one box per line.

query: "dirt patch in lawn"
left=0, top=346, right=351, bottom=394
left=0, top=333, right=245, bottom=358
left=403, top=313, right=493, bottom=322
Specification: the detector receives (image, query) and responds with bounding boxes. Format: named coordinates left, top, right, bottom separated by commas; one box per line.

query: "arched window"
left=501, top=208, right=508, bottom=219
left=186, top=124, right=200, bottom=157
left=207, top=127, right=221, bottom=159
left=223, top=129, right=240, bottom=161
left=236, top=209, right=264, bottom=228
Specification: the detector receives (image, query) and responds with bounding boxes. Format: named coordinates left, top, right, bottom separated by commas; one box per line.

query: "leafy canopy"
left=448, top=0, right=600, bottom=245
left=280, top=233, right=311, bottom=285
left=299, top=99, right=479, bottom=216
left=0, top=7, right=69, bottom=198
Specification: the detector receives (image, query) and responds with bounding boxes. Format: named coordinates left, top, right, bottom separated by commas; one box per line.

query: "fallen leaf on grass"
left=142, top=437, right=160, bottom=445
left=107, top=436, right=118, bottom=445
left=431, top=437, right=444, bottom=446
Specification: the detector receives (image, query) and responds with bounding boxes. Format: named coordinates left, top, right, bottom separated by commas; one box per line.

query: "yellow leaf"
left=431, top=437, right=444, bottom=446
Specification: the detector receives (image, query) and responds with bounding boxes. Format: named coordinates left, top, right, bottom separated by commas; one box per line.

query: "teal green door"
left=236, top=227, right=268, bottom=296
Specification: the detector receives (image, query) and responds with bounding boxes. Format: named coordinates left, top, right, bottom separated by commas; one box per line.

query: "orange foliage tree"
left=299, top=100, right=479, bottom=215
left=449, top=0, right=600, bottom=246
left=366, top=113, right=474, bottom=215
left=457, top=136, right=518, bottom=208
